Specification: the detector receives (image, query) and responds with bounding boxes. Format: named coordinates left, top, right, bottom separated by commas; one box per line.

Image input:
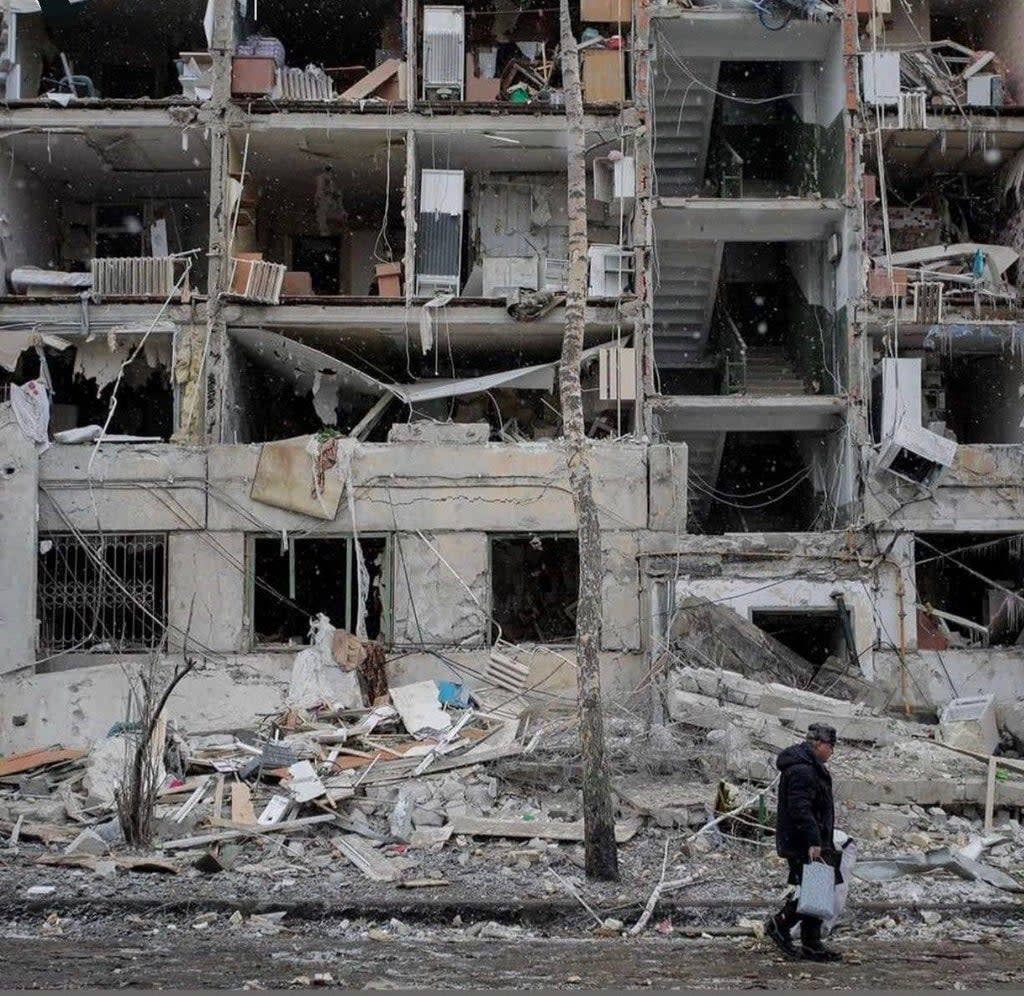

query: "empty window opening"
left=38, top=533, right=167, bottom=653
left=252, top=536, right=387, bottom=646
left=750, top=608, right=846, bottom=670
left=2, top=343, right=173, bottom=439
left=491, top=535, right=578, bottom=644
left=10, top=0, right=209, bottom=100
left=915, top=533, right=1024, bottom=648
left=931, top=353, right=1024, bottom=446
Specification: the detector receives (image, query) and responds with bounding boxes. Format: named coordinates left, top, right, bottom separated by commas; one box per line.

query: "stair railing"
left=722, top=310, right=747, bottom=395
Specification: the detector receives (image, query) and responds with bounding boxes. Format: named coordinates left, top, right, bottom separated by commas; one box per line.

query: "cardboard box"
left=231, top=56, right=276, bottom=96
left=375, top=261, right=402, bottom=298
left=582, top=49, right=625, bottom=103
left=581, top=0, right=631, bottom=22
left=281, top=271, right=314, bottom=296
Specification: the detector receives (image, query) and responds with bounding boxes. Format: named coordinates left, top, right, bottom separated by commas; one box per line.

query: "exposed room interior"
left=224, top=323, right=632, bottom=444
left=238, top=0, right=403, bottom=94
left=251, top=535, right=388, bottom=646
left=915, top=532, right=1024, bottom=648
left=4, top=0, right=209, bottom=100
left=490, top=533, right=579, bottom=645
left=229, top=129, right=405, bottom=300
left=415, top=1, right=628, bottom=105
left=0, top=338, right=174, bottom=439
left=411, top=129, right=633, bottom=301
left=870, top=345, right=1024, bottom=446
left=0, top=128, right=210, bottom=296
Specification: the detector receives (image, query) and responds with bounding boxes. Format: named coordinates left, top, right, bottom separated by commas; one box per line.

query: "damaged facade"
left=1, top=0, right=1023, bottom=770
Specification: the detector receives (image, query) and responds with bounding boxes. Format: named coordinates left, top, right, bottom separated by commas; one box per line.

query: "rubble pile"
left=1, top=649, right=1022, bottom=933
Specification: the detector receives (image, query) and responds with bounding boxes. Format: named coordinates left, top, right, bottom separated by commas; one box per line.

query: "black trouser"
left=775, top=858, right=825, bottom=946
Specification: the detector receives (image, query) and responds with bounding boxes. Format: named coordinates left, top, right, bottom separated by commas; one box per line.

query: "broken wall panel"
left=166, top=531, right=247, bottom=655
left=0, top=414, right=38, bottom=675
left=391, top=531, right=489, bottom=646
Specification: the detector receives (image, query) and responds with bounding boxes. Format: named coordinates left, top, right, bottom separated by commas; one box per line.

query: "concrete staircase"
left=653, top=240, right=724, bottom=370
left=679, top=428, right=727, bottom=527
left=653, top=57, right=719, bottom=197
left=742, top=348, right=807, bottom=395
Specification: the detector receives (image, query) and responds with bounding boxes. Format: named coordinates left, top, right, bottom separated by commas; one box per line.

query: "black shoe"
left=800, top=942, right=842, bottom=963
left=765, top=916, right=800, bottom=958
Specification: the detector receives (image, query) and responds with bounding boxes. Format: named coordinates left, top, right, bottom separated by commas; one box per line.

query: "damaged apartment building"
left=1, top=0, right=1023, bottom=754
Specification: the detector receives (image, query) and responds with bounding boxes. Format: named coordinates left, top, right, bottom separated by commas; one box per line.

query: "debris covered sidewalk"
left=2, top=642, right=1024, bottom=943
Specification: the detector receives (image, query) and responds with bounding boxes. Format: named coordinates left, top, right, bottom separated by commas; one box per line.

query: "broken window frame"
left=36, top=532, right=169, bottom=654
left=488, top=532, right=580, bottom=647
left=247, top=533, right=392, bottom=649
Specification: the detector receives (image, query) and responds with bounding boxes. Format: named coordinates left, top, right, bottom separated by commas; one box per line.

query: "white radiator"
left=91, top=257, right=176, bottom=297
left=276, top=66, right=334, bottom=102
left=423, top=6, right=465, bottom=99
left=230, top=257, right=286, bottom=304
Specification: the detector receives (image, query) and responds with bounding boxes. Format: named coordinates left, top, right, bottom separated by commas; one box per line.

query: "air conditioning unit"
left=593, top=156, right=636, bottom=215
left=862, top=51, right=900, bottom=106
left=90, top=257, right=176, bottom=298
left=415, top=169, right=465, bottom=297
left=876, top=422, right=956, bottom=490
left=422, top=6, right=465, bottom=100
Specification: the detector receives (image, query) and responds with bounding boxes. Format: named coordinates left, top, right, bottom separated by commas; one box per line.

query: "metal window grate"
left=38, top=533, right=167, bottom=652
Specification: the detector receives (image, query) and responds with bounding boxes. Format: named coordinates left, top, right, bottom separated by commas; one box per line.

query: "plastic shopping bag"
left=796, top=861, right=835, bottom=920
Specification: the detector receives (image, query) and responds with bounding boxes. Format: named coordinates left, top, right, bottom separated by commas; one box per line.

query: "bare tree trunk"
left=558, top=0, right=619, bottom=882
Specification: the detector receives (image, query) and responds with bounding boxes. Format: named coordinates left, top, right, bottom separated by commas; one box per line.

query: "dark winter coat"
left=775, top=741, right=836, bottom=860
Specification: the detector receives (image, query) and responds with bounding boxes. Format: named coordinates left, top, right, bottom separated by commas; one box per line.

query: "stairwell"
left=741, top=348, right=807, bottom=395
left=652, top=57, right=722, bottom=373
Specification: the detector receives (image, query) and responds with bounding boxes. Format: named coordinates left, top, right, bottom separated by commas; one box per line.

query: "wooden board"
left=338, top=59, right=405, bottom=102
left=0, top=747, right=87, bottom=778
left=160, top=813, right=337, bottom=851
left=581, top=0, right=631, bottom=22
left=582, top=50, right=625, bottom=104
left=231, top=782, right=257, bottom=825
left=332, top=834, right=399, bottom=882
left=448, top=815, right=641, bottom=843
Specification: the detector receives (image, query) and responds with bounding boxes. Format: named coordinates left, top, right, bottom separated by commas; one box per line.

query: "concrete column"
left=0, top=408, right=38, bottom=675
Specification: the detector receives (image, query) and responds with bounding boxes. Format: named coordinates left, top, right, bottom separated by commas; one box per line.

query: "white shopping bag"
left=823, top=837, right=858, bottom=936
left=796, top=861, right=835, bottom=920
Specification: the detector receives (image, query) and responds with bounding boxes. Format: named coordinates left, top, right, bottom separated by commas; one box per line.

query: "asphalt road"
left=1, top=930, right=1022, bottom=989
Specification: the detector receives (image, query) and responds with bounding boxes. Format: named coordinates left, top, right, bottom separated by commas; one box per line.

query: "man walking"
left=765, top=723, right=842, bottom=962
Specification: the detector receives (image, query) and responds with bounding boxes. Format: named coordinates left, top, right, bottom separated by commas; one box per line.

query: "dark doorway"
left=292, top=236, right=342, bottom=295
